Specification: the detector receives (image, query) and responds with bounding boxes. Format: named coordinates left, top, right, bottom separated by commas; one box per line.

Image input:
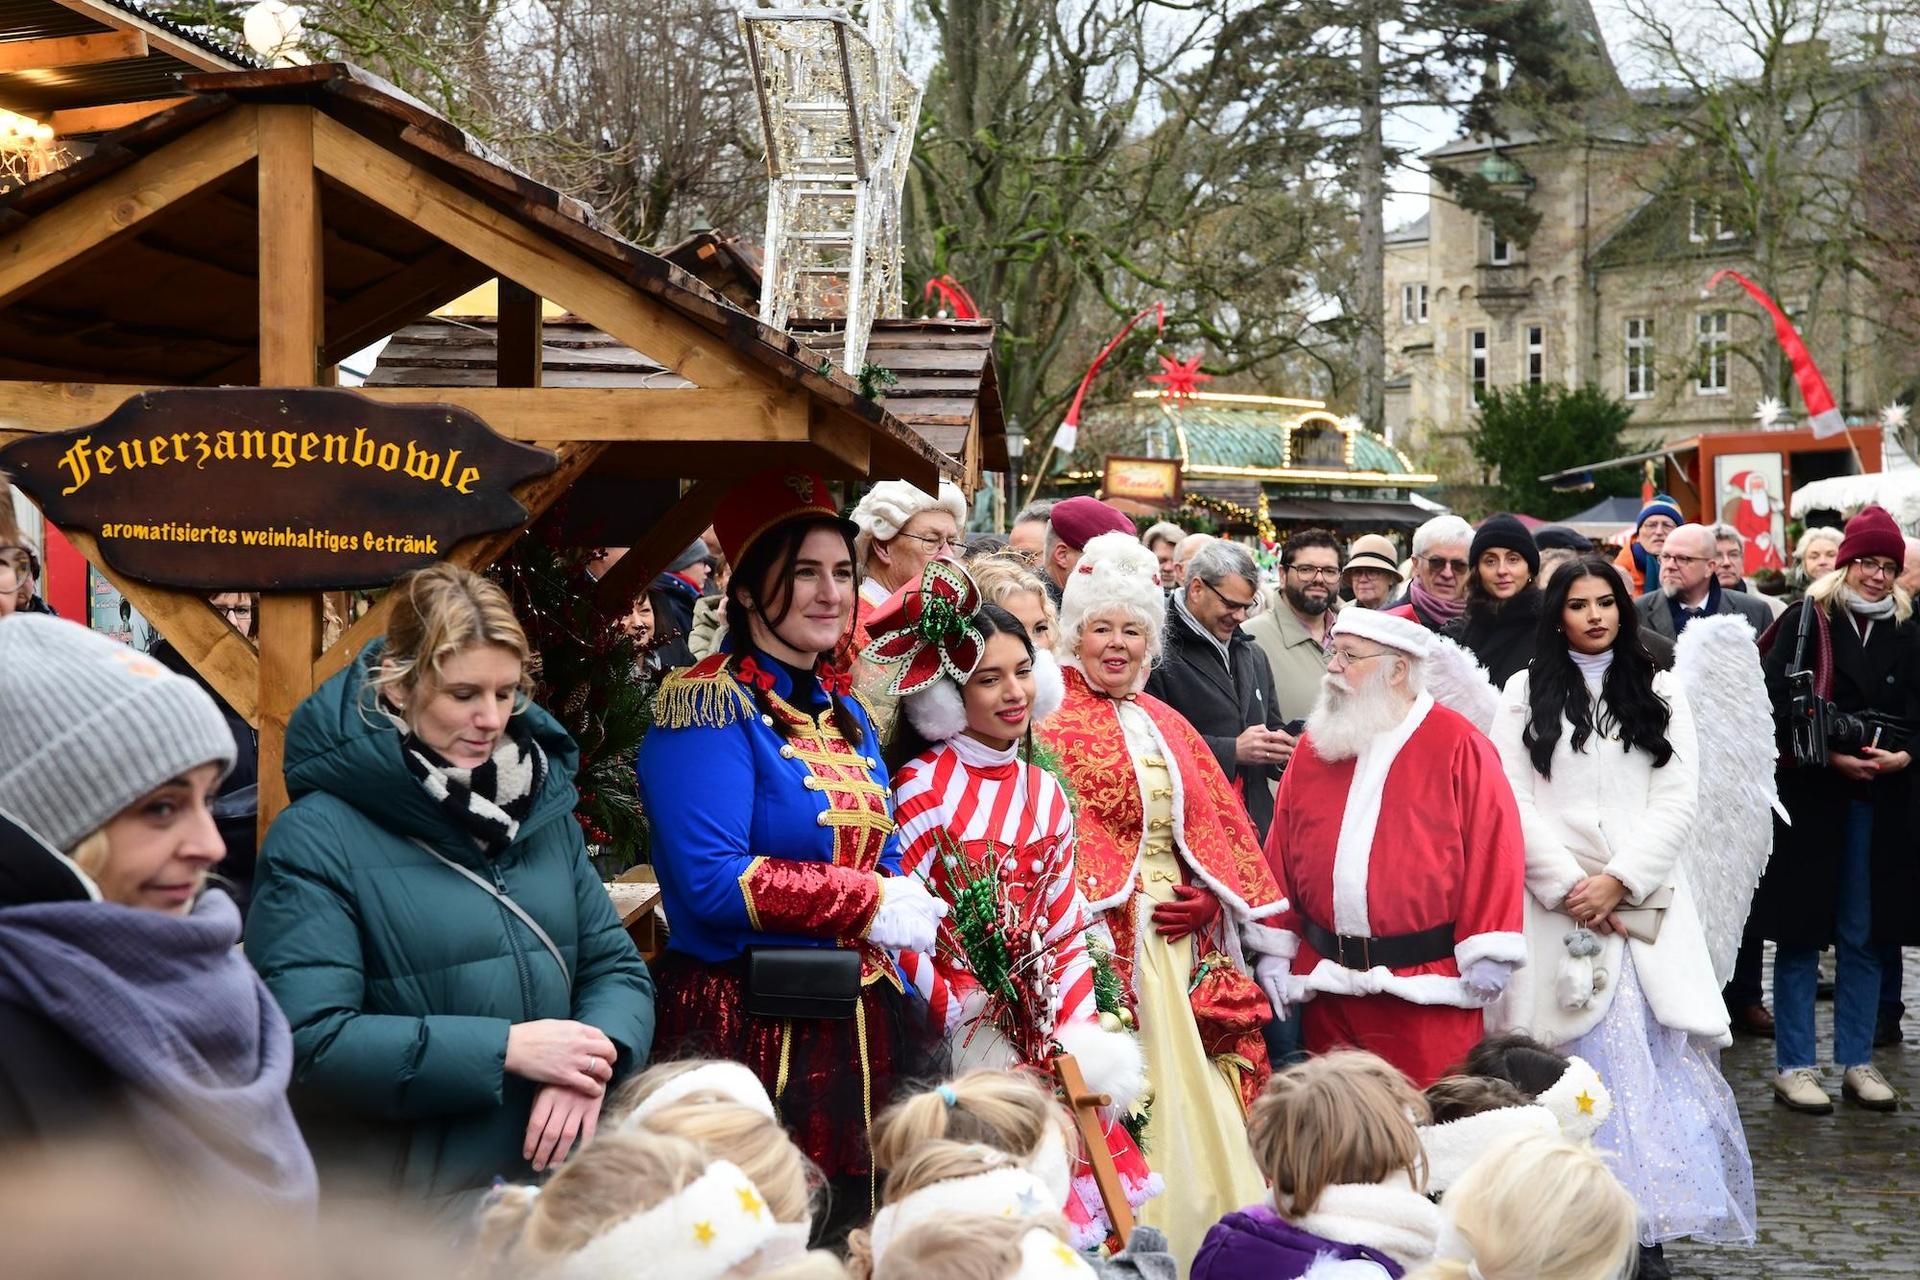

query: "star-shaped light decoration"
left=1339, top=414, right=1364, bottom=435
left=1149, top=353, right=1212, bottom=400
left=1882, top=402, right=1911, bottom=433
left=736, top=1187, right=765, bottom=1220
left=1575, top=1090, right=1596, bottom=1115
left=693, top=1220, right=717, bottom=1246
left=1753, top=396, right=1786, bottom=429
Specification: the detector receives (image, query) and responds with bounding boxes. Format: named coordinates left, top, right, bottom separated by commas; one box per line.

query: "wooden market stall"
left=0, top=62, right=956, bottom=831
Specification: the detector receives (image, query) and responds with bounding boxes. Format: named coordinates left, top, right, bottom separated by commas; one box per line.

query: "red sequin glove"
left=1151, top=883, right=1221, bottom=941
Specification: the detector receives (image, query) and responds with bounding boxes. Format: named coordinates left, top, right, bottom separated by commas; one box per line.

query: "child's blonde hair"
left=969, top=555, right=1058, bottom=643
left=1249, top=1050, right=1430, bottom=1217
left=475, top=1131, right=708, bottom=1271
left=636, top=1098, right=816, bottom=1225
left=1403, top=1132, right=1637, bottom=1280
left=848, top=1142, right=1059, bottom=1280
left=872, top=1214, right=1074, bottom=1280
left=870, top=1070, right=1071, bottom=1180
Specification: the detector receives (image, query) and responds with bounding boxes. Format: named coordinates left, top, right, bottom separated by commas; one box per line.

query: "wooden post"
left=255, top=105, right=325, bottom=838
left=1051, top=1053, right=1136, bottom=1248
left=498, top=279, right=543, bottom=389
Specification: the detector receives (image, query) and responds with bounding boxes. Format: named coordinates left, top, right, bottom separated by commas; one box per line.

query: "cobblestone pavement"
left=1668, top=949, right=1920, bottom=1278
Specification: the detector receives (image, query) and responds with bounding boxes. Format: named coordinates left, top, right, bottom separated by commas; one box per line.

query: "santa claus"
left=1721, top=469, right=1785, bottom=574
left=1261, top=608, right=1527, bottom=1085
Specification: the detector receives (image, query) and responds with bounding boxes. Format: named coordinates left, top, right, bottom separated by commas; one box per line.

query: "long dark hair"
left=1524, top=556, right=1673, bottom=778
left=725, top=516, right=866, bottom=747
left=884, top=602, right=1035, bottom=772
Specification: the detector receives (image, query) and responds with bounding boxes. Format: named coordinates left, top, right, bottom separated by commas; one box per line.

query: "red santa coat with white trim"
left=1263, top=693, right=1527, bottom=1009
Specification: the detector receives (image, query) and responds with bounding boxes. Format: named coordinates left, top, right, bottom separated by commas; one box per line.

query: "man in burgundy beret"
left=1044, top=495, right=1137, bottom=604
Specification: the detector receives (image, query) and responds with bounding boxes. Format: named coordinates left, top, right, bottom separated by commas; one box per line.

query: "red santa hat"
left=1331, top=605, right=1432, bottom=660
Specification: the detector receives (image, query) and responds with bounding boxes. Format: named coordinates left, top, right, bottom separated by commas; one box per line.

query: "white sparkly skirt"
left=1566, top=952, right=1757, bottom=1247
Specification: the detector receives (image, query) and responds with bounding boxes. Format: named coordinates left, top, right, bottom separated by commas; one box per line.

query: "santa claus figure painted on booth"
left=1035, top=532, right=1290, bottom=1269
left=880, top=560, right=1160, bottom=1248
left=1721, top=469, right=1786, bottom=575
left=1262, top=607, right=1528, bottom=1087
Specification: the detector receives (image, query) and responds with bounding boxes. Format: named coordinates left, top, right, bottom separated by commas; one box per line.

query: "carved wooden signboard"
left=0, top=388, right=556, bottom=590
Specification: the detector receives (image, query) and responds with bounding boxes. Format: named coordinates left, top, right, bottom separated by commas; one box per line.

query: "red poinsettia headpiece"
left=860, top=560, right=986, bottom=696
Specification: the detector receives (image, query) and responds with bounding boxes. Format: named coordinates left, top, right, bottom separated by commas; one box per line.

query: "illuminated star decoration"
left=1149, top=353, right=1212, bottom=400
left=1882, top=402, right=1911, bottom=433
left=693, top=1220, right=716, bottom=1246
left=736, top=1187, right=765, bottom=1219
left=1753, top=396, right=1786, bottom=429
left=1575, top=1090, right=1596, bottom=1115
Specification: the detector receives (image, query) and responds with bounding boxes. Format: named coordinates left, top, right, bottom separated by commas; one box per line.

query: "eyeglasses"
left=1329, top=646, right=1390, bottom=667
left=1423, top=556, right=1468, bottom=576
left=1855, top=558, right=1902, bottom=579
left=1198, top=576, right=1261, bottom=617
left=1656, top=553, right=1707, bottom=566
left=1287, top=564, right=1342, bottom=581
left=215, top=603, right=255, bottom=622
left=895, top=530, right=962, bottom=553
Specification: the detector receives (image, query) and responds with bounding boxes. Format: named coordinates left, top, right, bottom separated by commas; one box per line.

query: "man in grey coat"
left=1634, top=522, right=1775, bottom=641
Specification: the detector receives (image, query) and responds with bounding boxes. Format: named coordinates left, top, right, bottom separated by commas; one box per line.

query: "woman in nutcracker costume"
left=1034, top=532, right=1291, bottom=1268
left=634, top=467, right=948, bottom=1241
left=878, top=560, right=1158, bottom=1246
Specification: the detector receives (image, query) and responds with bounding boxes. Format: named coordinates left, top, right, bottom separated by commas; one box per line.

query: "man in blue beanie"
left=1614, top=493, right=1682, bottom=594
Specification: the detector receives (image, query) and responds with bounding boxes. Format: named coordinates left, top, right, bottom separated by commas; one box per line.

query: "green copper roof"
left=1064, top=396, right=1430, bottom=480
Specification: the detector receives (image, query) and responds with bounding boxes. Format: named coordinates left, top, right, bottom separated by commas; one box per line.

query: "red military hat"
left=1049, top=495, right=1136, bottom=550
left=712, top=468, right=857, bottom=565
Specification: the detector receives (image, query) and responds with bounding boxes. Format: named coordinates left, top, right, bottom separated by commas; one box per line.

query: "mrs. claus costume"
left=881, top=560, right=1158, bottom=1247
left=1262, top=608, right=1527, bottom=1087
left=1035, top=533, right=1288, bottom=1268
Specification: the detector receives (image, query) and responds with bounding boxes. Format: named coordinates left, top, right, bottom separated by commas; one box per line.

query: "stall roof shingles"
left=0, top=0, right=248, bottom=117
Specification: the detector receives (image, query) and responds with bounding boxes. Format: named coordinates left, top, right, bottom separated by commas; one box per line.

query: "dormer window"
left=1489, top=228, right=1513, bottom=265
left=1688, top=198, right=1736, bottom=243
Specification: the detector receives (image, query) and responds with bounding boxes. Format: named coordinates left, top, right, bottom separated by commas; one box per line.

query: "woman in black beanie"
left=1441, top=513, right=1544, bottom=687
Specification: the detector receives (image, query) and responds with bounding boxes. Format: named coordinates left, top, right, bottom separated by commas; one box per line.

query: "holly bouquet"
left=928, top=828, right=1063, bottom=1068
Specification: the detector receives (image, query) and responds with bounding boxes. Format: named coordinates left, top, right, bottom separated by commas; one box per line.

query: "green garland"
left=1086, top=934, right=1152, bottom=1153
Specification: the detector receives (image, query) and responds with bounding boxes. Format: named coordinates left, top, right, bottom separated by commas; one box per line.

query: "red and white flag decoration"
left=1707, top=270, right=1847, bottom=438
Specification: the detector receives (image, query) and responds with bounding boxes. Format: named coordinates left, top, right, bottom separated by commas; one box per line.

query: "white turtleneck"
left=1570, top=647, right=1614, bottom=689
left=948, top=730, right=1021, bottom=768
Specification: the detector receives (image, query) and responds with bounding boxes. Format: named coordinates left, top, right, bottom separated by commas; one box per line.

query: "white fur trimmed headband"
left=549, top=1159, right=808, bottom=1280
left=868, top=1163, right=1061, bottom=1265
left=1537, top=1055, right=1612, bottom=1143
left=620, top=1061, right=777, bottom=1130
left=903, top=647, right=1065, bottom=742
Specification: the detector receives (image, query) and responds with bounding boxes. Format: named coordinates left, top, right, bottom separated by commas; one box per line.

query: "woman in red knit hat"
left=1753, top=504, right=1920, bottom=1114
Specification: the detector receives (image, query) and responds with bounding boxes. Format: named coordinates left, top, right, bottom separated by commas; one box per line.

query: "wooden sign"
left=1102, top=454, right=1183, bottom=507
left=0, top=388, right=555, bottom=590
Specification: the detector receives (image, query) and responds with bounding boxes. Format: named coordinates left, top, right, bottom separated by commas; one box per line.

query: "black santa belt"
left=1303, top=917, right=1456, bottom=971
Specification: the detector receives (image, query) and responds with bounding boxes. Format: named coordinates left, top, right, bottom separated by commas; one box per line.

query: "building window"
left=1489, top=228, right=1513, bottom=265
left=1526, top=325, right=1545, bottom=385
left=1399, top=284, right=1430, bottom=324
left=1624, top=317, right=1654, bottom=400
left=1416, top=284, right=1428, bottom=321
left=1688, top=198, right=1737, bottom=243
left=1696, top=311, right=1729, bottom=395
left=1470, top=329, right=1488, bottom=401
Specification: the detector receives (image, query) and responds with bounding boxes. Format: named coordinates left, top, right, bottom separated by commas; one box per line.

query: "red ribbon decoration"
left=817, top=663, right=854, bottom=697
left=735, top=655, right=777, bottom=693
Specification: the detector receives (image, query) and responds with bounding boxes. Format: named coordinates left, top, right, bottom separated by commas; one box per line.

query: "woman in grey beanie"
left=0, top=616, right=317, bottom=1209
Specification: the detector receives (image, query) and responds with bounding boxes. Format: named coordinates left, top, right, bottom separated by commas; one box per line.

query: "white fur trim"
left=1417, top=1105, right=1559, bottom=1193
left=1055, top=1021, right=1146, bottom=1113
left=1288, top=959, right=1481, bottom=1008
left=869, top=1166, right=1059, bottom=1265
left=852, top=479, right=968, bottom=541
left=1031, top=648, right=1065, bottom=723
left=1332, top=608, right=1433, bottom=659
left=903, top=680, right=969, bottom=742
left=1538, top=1055, right=1612, bottom=1143
left=1286, top=1174, right=1442, bottom=1271
left=1330, top=692, right=1434, bottom=935
left=549, top=1160, right=800, bottom=1280
left=1014, top=1226, right=1099, bottom=1279
left=1453, top=931, right=1527, bottom=971
left=1302, top=1257, right=1395, bottom=1280
left=1242, top=921, right=1299, bottom=959
left=622, top=1062, right=776, bottom=1129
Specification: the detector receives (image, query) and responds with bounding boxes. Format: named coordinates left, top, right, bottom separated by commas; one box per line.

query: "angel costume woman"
left=1485, top=557, right=1755, bottom=1263
left=879, top=560, right=1159, bottom=1248
left=1035, top=533, right=1290, bottom=1268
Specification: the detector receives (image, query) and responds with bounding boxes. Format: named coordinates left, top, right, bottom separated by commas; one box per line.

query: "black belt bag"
left=1303, top=918, right=1456, bottom=972
left=742, top=946, right=861, bottom=1020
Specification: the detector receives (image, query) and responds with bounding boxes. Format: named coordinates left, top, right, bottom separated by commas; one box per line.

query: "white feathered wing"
left=1673, top=614, right=1777, bottom=985
left=1423, top=633, right=1500, bottom=733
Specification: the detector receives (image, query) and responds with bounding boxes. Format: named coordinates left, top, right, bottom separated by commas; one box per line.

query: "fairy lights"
left=0, top=107, right=69, bottom=192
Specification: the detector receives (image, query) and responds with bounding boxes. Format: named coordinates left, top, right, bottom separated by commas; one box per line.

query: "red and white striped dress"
left=892, top=732, right=1159, bottom=1247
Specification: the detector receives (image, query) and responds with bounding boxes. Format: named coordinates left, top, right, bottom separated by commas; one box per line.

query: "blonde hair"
left=760, top=1253, right=852, bottom=1280
left=66, top=828, right=112, bottom=880
left=848, top=1142, right=1049, bottom=1280
left=633, top=1098, right=815, bottom=1225
left=1794, top=525, right=1844, bottom=561
left=872, top=1214, right=1071, bottom=1280
left=969, top=554, right=1058, bottom=641
left=475, top=1131, right=708, bottom=1272
left=607, top=1058, right=725, bottom=1118
left=368, top=563, right=534, bottom=708
left=1805, top=566, right=1913, bottom=623
left=1402, top=1132, right=1637, bottom=1280
left=1249, top=1051, right=1429, bottom=1217
left=869, top=1071, right=1071, bottom=1183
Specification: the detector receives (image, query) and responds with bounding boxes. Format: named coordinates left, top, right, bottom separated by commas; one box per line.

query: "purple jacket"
left=1191, top=1206, right=1403, bottom=1280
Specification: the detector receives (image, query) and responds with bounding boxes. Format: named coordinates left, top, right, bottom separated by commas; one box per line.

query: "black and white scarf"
left=393, top=717, right=546, bottom=854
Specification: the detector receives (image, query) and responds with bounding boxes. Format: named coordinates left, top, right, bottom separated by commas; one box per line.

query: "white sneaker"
left=1842, top=1065, right=1898, bottom=1112
left=1772, top=1068, right=1834, bottom=1114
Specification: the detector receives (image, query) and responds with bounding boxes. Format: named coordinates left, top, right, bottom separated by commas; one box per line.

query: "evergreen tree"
left=1468, top=383, right=1639, bottom=519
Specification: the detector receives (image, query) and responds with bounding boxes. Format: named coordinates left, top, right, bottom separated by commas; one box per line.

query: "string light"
left=0, top=107, right=69, bottom=192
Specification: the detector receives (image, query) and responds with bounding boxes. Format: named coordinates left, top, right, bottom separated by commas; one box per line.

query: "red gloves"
left=1151, top=884, right=1221, bottom=941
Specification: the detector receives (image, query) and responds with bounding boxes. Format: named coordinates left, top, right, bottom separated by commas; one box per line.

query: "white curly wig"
left=1057, top=531, right=1165, bottom=691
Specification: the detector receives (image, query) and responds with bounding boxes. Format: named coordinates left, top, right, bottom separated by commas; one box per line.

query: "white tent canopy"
left=1790, top=472, right=1920, bottom=531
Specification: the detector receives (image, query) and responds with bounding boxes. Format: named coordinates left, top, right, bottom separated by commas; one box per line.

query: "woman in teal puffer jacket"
left=246, top=565, right=654, bottom=1214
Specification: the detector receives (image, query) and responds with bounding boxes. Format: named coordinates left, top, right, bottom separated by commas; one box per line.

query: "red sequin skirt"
left=648, top=951, right=948, bottom=1180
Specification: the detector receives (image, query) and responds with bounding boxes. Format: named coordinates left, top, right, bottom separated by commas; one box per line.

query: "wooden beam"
left=0, top=106, right=256, bottom=311
left=593, top=480, right=727, bottom=612
left=49, top=97, right=195, bottom=138
left=810, top=400, right=872, bottom=476
left=255, top=104, right=324, bottom=834
left=309, top=113, right=762, bottom=392
left=498, top=278, right=542, bottom=389
left=0, top=31, right=148, bottom=73
left=45, top=0, right=237, bottom=72
left=62, top=530, right=259, bottom=723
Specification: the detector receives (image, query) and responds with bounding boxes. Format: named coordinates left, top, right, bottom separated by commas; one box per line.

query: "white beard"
left=1303, top=670, right=1413, bottom=762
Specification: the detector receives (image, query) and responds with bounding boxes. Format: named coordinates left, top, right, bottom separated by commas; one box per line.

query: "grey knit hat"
left=0, top=616, right=235, bottom=853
